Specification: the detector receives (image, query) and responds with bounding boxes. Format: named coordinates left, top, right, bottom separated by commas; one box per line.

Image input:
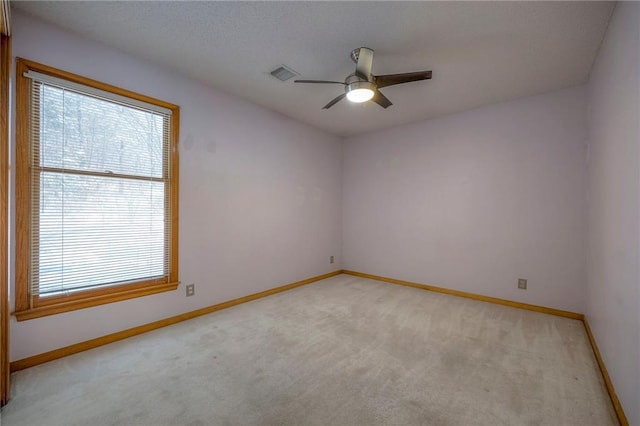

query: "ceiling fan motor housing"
left=345, top=73, right=369, bottom=84
left=346, top=80, right=374, bottom=92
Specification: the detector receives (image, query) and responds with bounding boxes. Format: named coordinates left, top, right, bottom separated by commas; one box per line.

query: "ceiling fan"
left=294, top=47, right=432, bottom=110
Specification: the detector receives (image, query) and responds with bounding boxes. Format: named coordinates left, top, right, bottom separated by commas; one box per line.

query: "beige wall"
left=586, top=2, right=640, bottom=424
left=343, top=86, right=588, bottom=313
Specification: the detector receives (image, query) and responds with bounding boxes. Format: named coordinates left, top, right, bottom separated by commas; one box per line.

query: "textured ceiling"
left=14, top=1, right=614, bottom=137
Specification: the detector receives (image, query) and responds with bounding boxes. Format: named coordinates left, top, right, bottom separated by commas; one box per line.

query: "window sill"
left=13, top=281, right=179, bottom=321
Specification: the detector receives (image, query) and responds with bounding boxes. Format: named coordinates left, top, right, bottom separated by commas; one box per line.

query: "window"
left=15, top=58, right=179, bottom=320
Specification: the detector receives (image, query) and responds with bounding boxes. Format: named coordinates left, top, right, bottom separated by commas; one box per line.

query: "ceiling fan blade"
left=371, top=90, right=392, bottom=109
left=322, top=93, right=347, bottom=110
left=374, top=70, right=432, bottom=89
left=355, top=47, right=374, bottom=81
left=294, top=80, right=346, bottom=85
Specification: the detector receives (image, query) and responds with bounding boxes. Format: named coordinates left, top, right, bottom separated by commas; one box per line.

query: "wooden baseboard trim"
left=342, top=270, right=584, bottom=320
left=10, top=270, right=342, bottom=372
left=583, top=318, right=628, bottom=426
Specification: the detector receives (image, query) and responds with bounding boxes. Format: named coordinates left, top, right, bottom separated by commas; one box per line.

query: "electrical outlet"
left=330, top=256, right=334, bottom=264
left=186, top=283, right=195, bottom=297
left=518, top=279, right=527, bottom=290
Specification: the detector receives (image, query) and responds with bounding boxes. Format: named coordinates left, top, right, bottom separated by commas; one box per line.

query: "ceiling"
left=14, top=1, right=614, bottom=137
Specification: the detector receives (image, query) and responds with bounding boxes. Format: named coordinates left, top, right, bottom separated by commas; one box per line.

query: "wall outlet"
left=330, top=255, right=334, bottom=264
left=186, top=283, right=195, bottom=297
left=518, top=278, right=527, bottom=290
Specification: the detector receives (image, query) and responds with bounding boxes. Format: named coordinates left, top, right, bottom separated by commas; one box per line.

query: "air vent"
left=270, top=65, right=297, bottom=82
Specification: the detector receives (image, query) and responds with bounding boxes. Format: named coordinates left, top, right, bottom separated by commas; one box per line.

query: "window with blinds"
left=15, top=58, right=179, bottom=320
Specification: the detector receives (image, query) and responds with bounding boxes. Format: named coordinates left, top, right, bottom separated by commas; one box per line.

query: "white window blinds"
left=26, top=72, right=173, bottom=297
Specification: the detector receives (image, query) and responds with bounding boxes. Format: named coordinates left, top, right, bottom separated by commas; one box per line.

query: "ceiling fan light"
left=346, top=81, right=375, bottom=103
left=347, top=88, right=374, bottom=103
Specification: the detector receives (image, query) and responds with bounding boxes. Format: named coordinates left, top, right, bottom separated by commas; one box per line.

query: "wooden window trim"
left=14, top=58, right=180, bottom=321
left=1, top=33, right=11, bottom=407
left=0, top=0, right=9, bottom=37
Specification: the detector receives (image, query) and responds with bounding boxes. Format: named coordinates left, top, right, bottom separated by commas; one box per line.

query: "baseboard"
left=10, top=270, right=342, bottom=372
left=583, top=319, right=629, bottom=426
left=342, top=270, right=583, bottom=320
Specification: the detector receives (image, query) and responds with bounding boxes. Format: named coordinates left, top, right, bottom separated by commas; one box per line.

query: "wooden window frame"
left=14, top=58, right=180, bottom=321
left=1, top=33, right=11, bottom=407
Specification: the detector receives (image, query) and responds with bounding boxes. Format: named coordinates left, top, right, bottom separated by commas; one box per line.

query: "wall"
left=9, top=11, right=343, bottom=361
left=343, top=86, right=587, bottom=313
left=585, top=2, right=640, bottom=425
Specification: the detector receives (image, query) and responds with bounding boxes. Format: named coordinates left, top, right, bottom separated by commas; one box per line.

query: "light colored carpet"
left=1, top=275, right=617, bottom=425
